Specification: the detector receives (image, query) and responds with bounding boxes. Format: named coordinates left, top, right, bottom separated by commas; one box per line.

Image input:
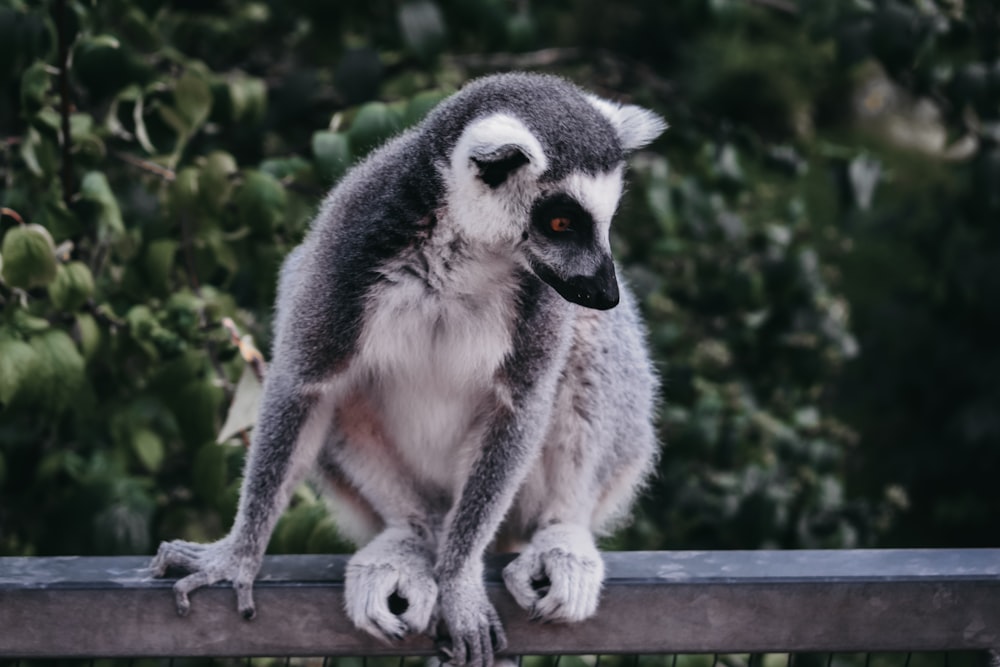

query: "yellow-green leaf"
left=0, top=335, right=39, bottom=408
left=175, top=70, right=213, bottom=131
left=79, top=171, right=125, bottom=241
left=1, top=223, right=58, bottom=289
left=49, top=261, right=95, bottom=311
left=235, top=170, right=287, bottom=234
left=132, top=427, right=165, bottom=472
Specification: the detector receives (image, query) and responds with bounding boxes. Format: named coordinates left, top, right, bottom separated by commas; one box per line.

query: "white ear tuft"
left=587, top=95, right=668, bottom=153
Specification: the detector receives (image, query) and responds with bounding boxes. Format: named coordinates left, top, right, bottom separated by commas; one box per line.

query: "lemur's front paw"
left=502, top=523, right=604, bottom=623
left=150, top=538, right=260, bottom=620
left=436, top=578, right=506, bottom=667
left=344, top=529, right=438, bottom=642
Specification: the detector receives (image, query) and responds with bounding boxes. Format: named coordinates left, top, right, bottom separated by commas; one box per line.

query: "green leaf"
left=144, top=239, right=178, bottom=295
left=260, top=156, right=311, bottom=181
left=226, top=74, right=267, bottom=124
left=174, top=70, right=213, bottom=132
left=170, top=166, right=200, bottom=214
left=273, top=502, right=327, bottom=553
left=195, top=227, right=238, bottom=280
left=0, top=335, right=39, bottom=409
left=74, top=313, right=102, bottom=362
left=28, top=328, right=86, bottom=414
left=125, top=303, right=161, bottom=358
left=173, top=380, right=225, bottom=446
left=312, top=131, right=352, bottom=184
left=348, top=102, right=402, bottom=156
left=403, top=89, right=449, bottom=126
left=132, top=427, right=165, bottom=472
left=79, top=171, right=125, bottom=242
left=49, top=261, right=95, bottom=311
left=235, top=170, right=287, bottom=234
left=1, top=223, right=58, bottom=289
left=30, top=107, right=61, bottom=138
left=38, top=189, right=83, bottom=241
left=19, top=127, right=58, bottom=178
left=307, top=516, right=353, bottom=554
left=11, top=308, right=51, bottom=335
left=198, top=151, right=238, bottom=215
left=20, top=61, right=50, bottom=114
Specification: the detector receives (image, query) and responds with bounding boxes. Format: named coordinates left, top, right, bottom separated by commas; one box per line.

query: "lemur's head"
left=431, top=73, right=666, bottom=310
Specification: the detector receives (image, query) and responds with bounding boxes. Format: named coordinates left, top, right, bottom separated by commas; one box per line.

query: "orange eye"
left=550, top=217, right=572, bottom=232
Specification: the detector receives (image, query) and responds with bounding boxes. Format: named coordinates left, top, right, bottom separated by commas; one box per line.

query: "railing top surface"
left=2, top=549, right=1000, bottom=590
left=1, top=549, right=998, bottom=657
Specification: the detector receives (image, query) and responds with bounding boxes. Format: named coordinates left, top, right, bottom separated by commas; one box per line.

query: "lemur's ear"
left=471, top=144, right=531, bottom=188
left=587, top=95, right=668, bottom=153
left=454, top=113, right=548, bottom=189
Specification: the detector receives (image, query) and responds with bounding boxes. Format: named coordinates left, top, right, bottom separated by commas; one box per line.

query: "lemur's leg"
left=502, top=363, right=655, bottom=624
left=500, top=398, right=605, bottom=623
left=313, top=395, right=440, bottom=642
left=151, top=370, right=342, bottom=619
left=434, top=280, right=571, bottom=667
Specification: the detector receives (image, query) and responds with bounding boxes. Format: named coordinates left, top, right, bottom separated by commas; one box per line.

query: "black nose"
left=563, top=260, right=619, bottom=310
left=535, top=257, right=620, bottom=311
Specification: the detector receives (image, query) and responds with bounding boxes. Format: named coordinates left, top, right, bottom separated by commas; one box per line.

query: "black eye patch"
left=531, top=193, right=594, bottom=244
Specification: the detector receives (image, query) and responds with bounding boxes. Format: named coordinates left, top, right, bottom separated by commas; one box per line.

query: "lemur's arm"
left=150, top=236, right=378, bottom=618
left=434, top=279, right=571, bottom=667
left=150, top=361, right=334, bottom=617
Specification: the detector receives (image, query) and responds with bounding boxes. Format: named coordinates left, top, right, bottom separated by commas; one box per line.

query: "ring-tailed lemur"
left=151, top=72, right=665, bottom=667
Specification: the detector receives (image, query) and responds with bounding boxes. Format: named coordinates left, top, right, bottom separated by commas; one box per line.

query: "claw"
left=436, top=640, right=454, bottom=663
left=236, top=581, right=256, bottom=620
left=377, top=618, right=406, bottom=642
left=490, top=619, right=507, bottom=653
left=174, top=590, right=191, bottom=617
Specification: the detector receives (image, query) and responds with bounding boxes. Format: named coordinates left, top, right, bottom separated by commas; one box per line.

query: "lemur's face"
left=520, top=169, right=624, bottom=310
left=445, top=114, right=627, bottom=310
left=441, top=90, right=666, bottom=310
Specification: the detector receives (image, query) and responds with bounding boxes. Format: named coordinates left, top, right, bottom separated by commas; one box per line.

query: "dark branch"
left=113, top=151, right=177, bottom=181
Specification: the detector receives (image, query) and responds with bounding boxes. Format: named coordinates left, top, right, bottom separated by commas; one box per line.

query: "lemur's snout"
left=539, top=257, right=620, bottom=311
left=570, top=258, right=620, bottom=310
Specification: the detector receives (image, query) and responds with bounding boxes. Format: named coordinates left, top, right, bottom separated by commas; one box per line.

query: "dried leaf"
left=217, top=365, right=262, bottom=444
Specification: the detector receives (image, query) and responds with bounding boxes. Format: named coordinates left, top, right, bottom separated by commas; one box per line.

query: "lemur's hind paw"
left=502, top=523, right=604, bottom=623
left=344, top=528, right=438, bottom=642
left=150, top=538, right=260, bottom=619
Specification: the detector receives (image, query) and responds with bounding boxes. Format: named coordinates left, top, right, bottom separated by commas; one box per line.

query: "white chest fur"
left=351, top=235, right=518, bottom=491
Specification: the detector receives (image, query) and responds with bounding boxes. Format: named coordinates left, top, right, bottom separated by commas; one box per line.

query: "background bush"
left=0, top=0, right=996, bottom=557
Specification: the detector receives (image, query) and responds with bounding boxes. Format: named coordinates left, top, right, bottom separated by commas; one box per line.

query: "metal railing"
left=0, top=550, right=998, bottom=658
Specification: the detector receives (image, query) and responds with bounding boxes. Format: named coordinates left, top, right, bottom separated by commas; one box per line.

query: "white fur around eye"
left=561, top=167, right=625, bottom=253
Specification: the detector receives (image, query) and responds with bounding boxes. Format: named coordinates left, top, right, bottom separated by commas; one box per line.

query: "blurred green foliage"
left=0, top=0, right=996, bottom=557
